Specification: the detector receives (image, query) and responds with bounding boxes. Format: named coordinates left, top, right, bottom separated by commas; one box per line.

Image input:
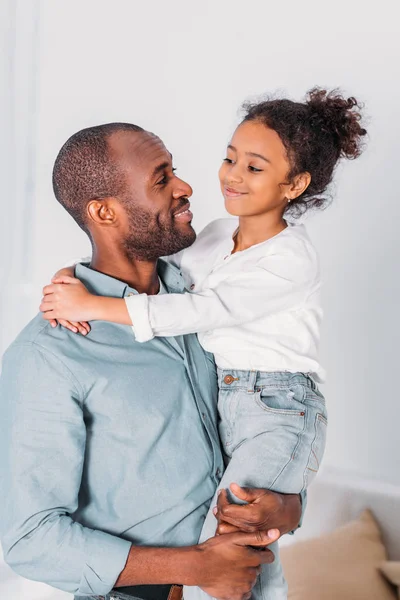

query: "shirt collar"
left=75, top=258, right=184, bottom=298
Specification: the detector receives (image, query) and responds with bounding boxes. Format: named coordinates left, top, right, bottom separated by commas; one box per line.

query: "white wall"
left=1, top=1, right=399, bottom=597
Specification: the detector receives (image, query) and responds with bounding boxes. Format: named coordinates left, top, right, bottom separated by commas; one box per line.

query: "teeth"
left=175, top=209, right=189, bottom=216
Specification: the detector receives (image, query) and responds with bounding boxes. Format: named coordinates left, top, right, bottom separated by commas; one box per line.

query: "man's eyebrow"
left=151, top=161, right=171, bottom=178
left=228, top=144, right=271, bottom=164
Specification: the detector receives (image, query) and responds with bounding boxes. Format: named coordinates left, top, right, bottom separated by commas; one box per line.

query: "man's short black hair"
left=52, top=122, right=145, bottom=232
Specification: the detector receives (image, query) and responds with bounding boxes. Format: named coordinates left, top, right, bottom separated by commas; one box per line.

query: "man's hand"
left=193, top=529, right=279, bottom=600
left=40, top=276, right=96, bottom=328
left=115, top=530, right=279, bottom=600
left=215, top=484, right=302, bottom=537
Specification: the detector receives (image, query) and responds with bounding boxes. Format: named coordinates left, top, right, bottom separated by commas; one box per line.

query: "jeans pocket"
left=255, top=384, right=306, bottom=416
left=305, top=413, right=328, bottom=486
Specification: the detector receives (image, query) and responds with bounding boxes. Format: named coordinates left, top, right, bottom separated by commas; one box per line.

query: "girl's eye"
left=223, top=158, right=234, bottom=164
left=248, top=165, right=262, bottom=173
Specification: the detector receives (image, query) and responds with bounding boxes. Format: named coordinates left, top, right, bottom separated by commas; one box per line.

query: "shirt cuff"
left=78, top=529, right=132, bottom=596
left=125, top=294, right=154, bottom=343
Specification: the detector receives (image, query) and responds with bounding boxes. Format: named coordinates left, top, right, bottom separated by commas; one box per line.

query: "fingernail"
left=213, top=507, right=218, bottom=515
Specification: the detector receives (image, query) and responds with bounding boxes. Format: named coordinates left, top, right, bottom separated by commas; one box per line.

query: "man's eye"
left=157, top=168, right=177, bottom=186
left=248, top=165, right=262, bottom=172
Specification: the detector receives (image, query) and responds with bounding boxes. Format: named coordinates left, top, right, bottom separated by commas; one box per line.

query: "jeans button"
left=224, top=374, right=235, bottom=384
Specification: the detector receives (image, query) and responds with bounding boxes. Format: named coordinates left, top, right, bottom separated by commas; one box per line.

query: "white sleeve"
left=126, top=251, right=317, bottom=343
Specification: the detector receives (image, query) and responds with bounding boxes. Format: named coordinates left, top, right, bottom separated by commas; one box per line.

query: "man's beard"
left=122, top=201, right=196, bottom=262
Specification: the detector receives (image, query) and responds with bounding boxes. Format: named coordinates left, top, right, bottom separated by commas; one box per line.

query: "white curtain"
left=0, top=0, right=41, bottom=358
left=0, top=3, right=70, bottom=598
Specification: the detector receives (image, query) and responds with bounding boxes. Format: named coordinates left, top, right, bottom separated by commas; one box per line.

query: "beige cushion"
left=280, top=509, right=396, bottom=599
left=381, top=562, right=400, bottom=598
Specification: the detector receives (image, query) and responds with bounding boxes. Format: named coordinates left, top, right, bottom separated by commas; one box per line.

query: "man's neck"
left=90, top=246, right=160, bottom=295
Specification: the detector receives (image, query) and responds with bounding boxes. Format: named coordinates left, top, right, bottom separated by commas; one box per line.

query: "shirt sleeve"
left=0, top=343, right=131, bottom=596
left=126, top=250, right=317, bottom=342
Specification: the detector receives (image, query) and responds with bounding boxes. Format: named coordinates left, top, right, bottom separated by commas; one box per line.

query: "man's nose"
left=173, top=177, right=193, bottom=198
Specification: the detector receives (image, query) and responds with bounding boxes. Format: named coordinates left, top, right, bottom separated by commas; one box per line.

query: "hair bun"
left=306, top=87, right=367, bottom=159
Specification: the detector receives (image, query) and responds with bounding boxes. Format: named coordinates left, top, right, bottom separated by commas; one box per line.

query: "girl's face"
left=219, top=120, right=301, bottom=218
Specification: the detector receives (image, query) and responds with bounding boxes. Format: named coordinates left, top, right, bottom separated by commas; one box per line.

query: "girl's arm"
left=128, top=251, right=316, bottom=342
left=42, top=258, right=93, bottom=334
left=41, top=250, right=316, bottom=341
left=40, top=276, right=132, bottom=325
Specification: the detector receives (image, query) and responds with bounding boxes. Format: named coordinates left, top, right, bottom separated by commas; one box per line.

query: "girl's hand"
left=40, top=276, right=99, bottom=325
left=50, top=318, right=91, bottom=336
left=53, top=266, right=75, bottom=280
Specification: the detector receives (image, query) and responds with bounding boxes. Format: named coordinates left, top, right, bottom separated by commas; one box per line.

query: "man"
left=0, top=123, right=302, bottom=600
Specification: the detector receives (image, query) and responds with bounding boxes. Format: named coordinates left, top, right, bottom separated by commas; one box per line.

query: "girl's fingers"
left=73, top=321, right=89, bottom=336
left=58, top=319, right=78, bottom=333
left=42, top=284, right=57, bottom=296
left=51, top=276, right=80, bottom=285
left=40, top=299, right=55, bottom=313
left=79, top=321, right=91, bottom=334
left=42, top=311, right=55, bottom=321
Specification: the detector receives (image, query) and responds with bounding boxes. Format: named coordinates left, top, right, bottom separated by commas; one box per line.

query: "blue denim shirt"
left=0, top=261, right=224, bottom=597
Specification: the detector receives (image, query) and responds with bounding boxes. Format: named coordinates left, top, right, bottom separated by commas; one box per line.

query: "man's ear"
left=87, top=198, right=119, bottom=226
left=287, top=172, right=311, bottom=201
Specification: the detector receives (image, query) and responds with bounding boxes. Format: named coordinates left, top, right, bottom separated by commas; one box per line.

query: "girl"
left=41, top=88, right=367, bottom=600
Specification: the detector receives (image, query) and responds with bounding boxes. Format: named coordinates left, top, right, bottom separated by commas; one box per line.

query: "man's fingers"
left=232, top=529, right=280, bottom=548
left=216, top=514, right=260, bottom=532
left=229, top=483, right=264, bottom=503
left=216, top=488, right=230, bottom=512
left=217, top=500, right=269, bottom=530
left=216, top=521, right=240, bottom=535
left=256, top=549, right=275, bottom=565
left=216, top=488, right=261, bottom=531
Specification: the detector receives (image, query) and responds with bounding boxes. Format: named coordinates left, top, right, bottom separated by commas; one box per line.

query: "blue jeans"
left=184, top=370, right=328, bottom=600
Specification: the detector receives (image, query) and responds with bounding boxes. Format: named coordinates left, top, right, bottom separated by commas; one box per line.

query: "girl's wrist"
left=90, top=296, right=108, bottom=321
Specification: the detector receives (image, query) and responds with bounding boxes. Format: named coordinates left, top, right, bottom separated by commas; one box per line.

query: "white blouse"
left=126, top=218, right=325, bottom=382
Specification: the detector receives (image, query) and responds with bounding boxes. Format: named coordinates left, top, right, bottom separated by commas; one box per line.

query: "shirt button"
left=127, top=292, right=135, bottom=297
left=216, top=468, right=222, bottom=479
left=190, top=284, right=195, bottom=290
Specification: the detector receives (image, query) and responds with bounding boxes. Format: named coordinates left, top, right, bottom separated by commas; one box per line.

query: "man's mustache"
left=172, top=197, right=190, bottom=215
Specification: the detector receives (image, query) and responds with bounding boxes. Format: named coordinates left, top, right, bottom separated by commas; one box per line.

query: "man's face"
left=109, top=130, right=196, bottom=261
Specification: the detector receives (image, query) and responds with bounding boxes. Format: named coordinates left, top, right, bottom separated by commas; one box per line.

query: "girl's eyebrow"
left=228, top=144, right=271, bottom=164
